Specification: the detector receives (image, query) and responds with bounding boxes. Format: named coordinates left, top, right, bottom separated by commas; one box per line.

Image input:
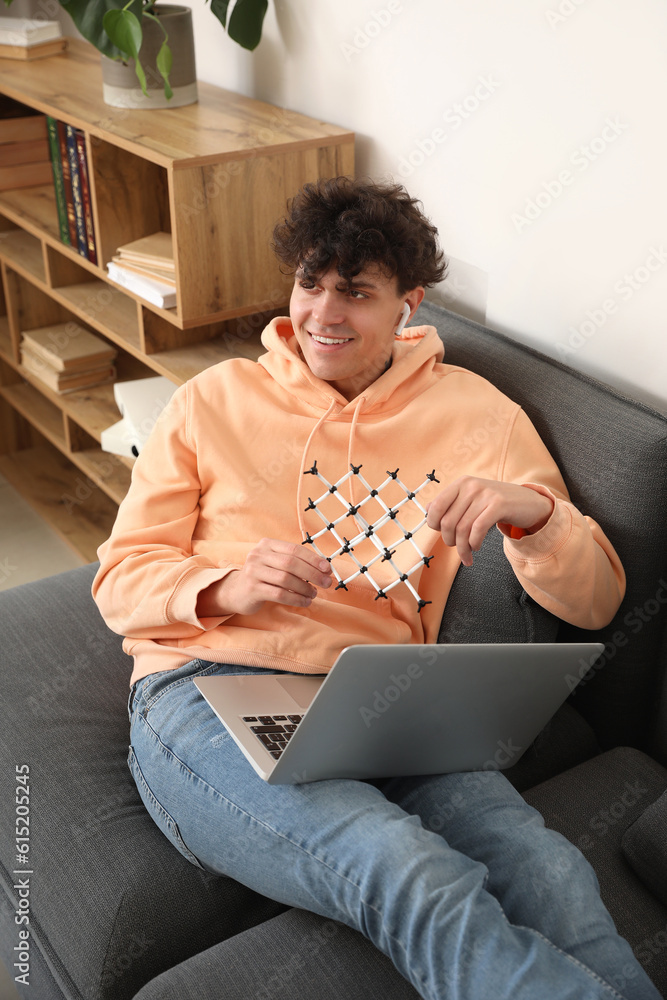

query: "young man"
left=93, top=178, right=659, bottom=1000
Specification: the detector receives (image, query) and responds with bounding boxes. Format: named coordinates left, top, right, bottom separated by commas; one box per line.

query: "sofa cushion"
left=622, top=788, right=667, bottom=908
left=0, top=564, right=286, bottom=1000
left=438, top=525, right=560, bottom=645
left=439, top=526, right=600, bottom=791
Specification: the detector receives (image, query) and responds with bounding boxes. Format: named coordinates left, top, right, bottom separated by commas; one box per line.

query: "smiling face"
left=290, top=265, right=424, bottom=401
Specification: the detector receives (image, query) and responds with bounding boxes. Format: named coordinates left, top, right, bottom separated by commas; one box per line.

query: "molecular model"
left=301, top=462, right=440, bottom=611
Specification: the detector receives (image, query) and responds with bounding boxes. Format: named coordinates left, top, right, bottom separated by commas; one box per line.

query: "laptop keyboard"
left=242, top=714, right=304, bottom=759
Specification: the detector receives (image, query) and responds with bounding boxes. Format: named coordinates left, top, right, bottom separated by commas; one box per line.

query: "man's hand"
left=426, top=477, right=554, bottom=567
left=197, top=538, right=333, bottom=618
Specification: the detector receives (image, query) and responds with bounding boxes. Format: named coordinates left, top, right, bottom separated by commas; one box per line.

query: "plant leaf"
left=209, top=0, right=231, bottom=30
left=142, top=10, right=172, bottom=100
left=103, top=8, right=147, bottom=94
left=155, top=39, right=173, bottom=100
left=103, top=8, right=142, bottom=57
left=59, top=0, right=143, bottom=60
left=228, top=0, right=268, bottom=51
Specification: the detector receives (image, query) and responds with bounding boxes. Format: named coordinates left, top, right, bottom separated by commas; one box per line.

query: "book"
left=0, top=160, right=52, bottom=190
left=57, top=120, right=77, bottom=247
left=107, top=261, right=177, bottom=308
left=21, top=346, right=116, bottom=394
left=46, top=116, right=70, bottom=245
left=75, top=129, right=97, bottom=264
left=0, top=17, right=62, bottom=45
left=110, top=257, right=177, bottom=288
left=115, top=231, right=174, bottom=271
left=21, top=323, right=116, bottom=373
left=0, top=38, right=67, bottom=60
left=65, top=123, right=87, bottom=259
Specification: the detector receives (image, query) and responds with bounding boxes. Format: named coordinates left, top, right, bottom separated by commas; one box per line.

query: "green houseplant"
left=2, top=0, right=268, bottom=103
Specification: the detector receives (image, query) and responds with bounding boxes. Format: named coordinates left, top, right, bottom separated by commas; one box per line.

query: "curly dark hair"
left=272, top=176, right=447, bottom=295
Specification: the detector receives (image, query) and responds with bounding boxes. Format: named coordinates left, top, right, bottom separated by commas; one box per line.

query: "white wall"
left=183, top=0, right=667, bottom=413
left=45, top=0, right=665, bottom=411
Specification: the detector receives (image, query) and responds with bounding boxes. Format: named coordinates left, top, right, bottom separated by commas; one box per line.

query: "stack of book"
left=20, top=322, right=117, bottom=395
left=0, top=95, right=50, bottom=191
left=107, top=232, right=176, bottom=308
left=45, top=116, right=97, bottom=262
left=0, top=17, right=66, bottom=60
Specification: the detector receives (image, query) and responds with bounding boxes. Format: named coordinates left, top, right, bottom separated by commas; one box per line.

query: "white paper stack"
left=101, top=376, right=177, bottom=457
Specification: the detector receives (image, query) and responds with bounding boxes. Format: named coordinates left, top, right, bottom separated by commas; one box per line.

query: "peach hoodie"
left=92, top=319, right=625, bottom=686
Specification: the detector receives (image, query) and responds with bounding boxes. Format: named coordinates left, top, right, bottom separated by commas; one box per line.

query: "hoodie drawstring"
left=296, top=398, right=337, bottom=539
left=347, top=395, right=366, bottom=505
left=296, top=395, right=367, bottom=538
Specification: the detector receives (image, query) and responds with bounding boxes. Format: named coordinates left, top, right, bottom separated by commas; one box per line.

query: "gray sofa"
left=1, top=300, right=666, bottom=999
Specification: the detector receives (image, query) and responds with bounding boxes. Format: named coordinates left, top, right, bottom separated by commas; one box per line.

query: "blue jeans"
left=127, top=658, right=660, bottom=1000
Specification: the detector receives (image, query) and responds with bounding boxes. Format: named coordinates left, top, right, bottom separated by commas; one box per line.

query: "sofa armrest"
left=0, top=564, right=285, bottom=1000
left=132, top=908, right=420, bottom=1000
left=622, top=788, right=667, bottom=907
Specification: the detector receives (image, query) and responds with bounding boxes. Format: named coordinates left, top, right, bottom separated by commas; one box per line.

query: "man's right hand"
left=196, top=538, right=334, bottom=618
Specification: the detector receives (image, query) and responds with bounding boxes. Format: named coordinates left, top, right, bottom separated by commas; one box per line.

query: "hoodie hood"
left=258, top=316, right=445, bottom=415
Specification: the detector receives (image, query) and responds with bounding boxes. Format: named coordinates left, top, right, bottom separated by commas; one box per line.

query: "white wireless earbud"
left=395, top=302, right=411, bottom=337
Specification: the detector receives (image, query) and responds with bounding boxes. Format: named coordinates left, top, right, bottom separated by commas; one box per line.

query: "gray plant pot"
left=101, top=4, right=198, bottom=109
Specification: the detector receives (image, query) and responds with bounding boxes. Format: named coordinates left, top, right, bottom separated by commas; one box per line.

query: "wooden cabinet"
left=0, top=40, right=354, bottom=560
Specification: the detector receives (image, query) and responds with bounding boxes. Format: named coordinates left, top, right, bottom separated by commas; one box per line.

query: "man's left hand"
left=426, top=477, right=554, bottom=566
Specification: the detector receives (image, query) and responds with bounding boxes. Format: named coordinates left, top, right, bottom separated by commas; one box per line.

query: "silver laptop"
left=194, top=642, right=602, bottom=784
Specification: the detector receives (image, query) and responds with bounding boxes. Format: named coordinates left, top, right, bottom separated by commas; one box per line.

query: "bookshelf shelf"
left=0, top=184, right=61, bottom=243
left=0, top=227, right=46, bottom=283
left=67, top=446, right=133, bottom=506
left=55, top=281, right=143, bottom=354
left=1, top=380, right=66, bottom=449
left=0, top=40, right=354, bottom=558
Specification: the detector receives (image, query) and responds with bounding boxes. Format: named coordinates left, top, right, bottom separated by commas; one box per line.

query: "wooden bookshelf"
left=0, top=39, right=354, bottom=559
